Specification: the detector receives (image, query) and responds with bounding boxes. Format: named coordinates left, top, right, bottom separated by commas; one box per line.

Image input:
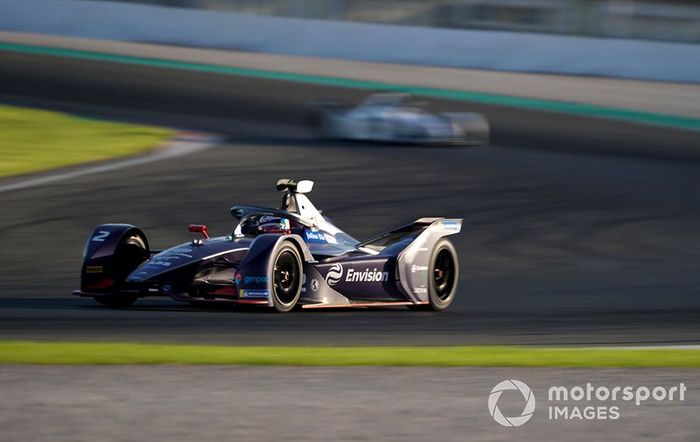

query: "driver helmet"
left=257, top=216, right=291, bottom=234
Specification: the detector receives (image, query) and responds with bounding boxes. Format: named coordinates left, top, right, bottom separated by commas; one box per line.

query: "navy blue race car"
left=74, top=179, right=462, bottom=312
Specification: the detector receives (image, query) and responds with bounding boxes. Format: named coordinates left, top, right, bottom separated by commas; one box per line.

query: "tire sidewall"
left=427, top=239, right=459, bottom=311
left=269, top=242, right=303, bottom=312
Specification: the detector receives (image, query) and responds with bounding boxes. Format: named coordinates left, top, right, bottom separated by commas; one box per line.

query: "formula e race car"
left=307, top=93, right=489, bottom=145
left=74, top=179, right=462, bottom=312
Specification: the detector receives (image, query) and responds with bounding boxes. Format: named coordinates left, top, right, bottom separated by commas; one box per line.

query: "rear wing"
left=358, top=217, right=461, bottom=255
left=416, top=217, right=462, bottom=235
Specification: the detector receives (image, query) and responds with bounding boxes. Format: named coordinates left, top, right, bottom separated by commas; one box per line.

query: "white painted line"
left=592, top=345, right=700, bottom=350
left=565, top=345, right=700, bottom=350
left=0, top=133, right=222, bottom=193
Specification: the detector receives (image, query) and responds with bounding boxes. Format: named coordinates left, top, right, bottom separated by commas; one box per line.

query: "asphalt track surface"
left=3, top=366, right=698, bottom=441
left=0, top=51, right=699, bottom=345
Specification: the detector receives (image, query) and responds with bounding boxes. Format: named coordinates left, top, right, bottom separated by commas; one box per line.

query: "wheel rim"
left=273, top=250, right=299, bottom=305
left=433, top=249, right=456, bottom=301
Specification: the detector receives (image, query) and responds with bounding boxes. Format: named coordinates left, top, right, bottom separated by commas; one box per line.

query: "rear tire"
left=426, top=239, right=459, bottom=311
left=270, top=242, right=303, bottom=313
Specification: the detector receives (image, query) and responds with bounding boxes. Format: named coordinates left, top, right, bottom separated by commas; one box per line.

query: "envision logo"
left=324, top=263, right=389, bottom=286
left=488, top=380, right=536, bottom=427
left=325, top=263, right=343, bottom=286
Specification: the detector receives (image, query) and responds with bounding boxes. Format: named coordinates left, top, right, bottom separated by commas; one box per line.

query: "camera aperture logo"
left=488, top=380, right=536, bottom=427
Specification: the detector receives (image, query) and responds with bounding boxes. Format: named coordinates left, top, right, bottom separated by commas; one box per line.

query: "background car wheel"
left=442, top=113, right=490, bottom=145
left=93, top=234, right=148, bottom=308
left=426, top=238, right=459, bottom=311
left=270, top=242, right=303, bottom=312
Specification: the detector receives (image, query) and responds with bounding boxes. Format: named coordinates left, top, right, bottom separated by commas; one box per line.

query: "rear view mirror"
left=296, top=180, right=314, bottom=194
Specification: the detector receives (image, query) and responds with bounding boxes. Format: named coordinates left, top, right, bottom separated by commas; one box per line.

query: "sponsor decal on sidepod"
left=324, top=263, right=388, bottom=286
left=243, top=275, right=268, bottom=284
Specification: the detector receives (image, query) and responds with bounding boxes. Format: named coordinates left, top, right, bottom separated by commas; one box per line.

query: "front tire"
left=94, top=294, right=137, bottom=308
left=270, top=242, right=303, bottom=312
left=426, top=239, right=459, bottom=311
left=93, top=233, right=148, bottom=309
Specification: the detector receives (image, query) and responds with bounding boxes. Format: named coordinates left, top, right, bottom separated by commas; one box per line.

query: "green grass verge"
left=1, top=341, right=699, bottom=367
left=0, top=105, right=173, bottom=177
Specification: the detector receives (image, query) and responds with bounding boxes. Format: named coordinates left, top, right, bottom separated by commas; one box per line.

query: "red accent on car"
left=85, top=277, right=115, bottom=290
left=235, top=299, right=269, bottom=305
left=209, top=286, right=237, bottom=296
left=260, top=227, right=291, bottom=235
left=187, top=224, right=209, bottom=239
left=302, top=301, right=427, bottom=309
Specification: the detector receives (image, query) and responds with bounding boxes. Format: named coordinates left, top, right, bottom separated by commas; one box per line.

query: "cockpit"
left=231, top=179, right=361, bottom=257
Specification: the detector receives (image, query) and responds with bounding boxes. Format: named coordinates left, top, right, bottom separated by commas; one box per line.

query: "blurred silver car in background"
left=308, top=93, right=489, bottom=145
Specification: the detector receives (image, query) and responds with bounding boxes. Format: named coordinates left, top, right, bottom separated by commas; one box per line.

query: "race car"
left=307, top=92, right=489, bottom=145
left=74, top=179, right=461, bottom=312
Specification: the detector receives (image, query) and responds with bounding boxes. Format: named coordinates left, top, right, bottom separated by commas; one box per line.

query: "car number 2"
left=91, top=230, right=110, bottom=242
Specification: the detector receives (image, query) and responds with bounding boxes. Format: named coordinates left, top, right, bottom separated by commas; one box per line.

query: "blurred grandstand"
left=90, top=0, right=700, bottom=43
